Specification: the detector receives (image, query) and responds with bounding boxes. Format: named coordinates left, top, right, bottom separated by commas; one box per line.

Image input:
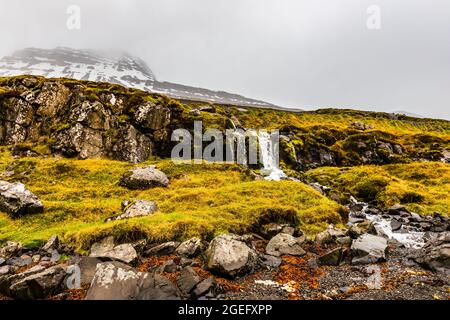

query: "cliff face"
left=0, top=75, right=449, bottom=168
left=0, top=76, right=178, bottom=163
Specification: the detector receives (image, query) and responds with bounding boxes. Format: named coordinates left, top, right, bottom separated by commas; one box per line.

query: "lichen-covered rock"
left=111, top=124, right=153, bottom=163
left=107, top=200, right=158, bottom=221
left=265, top=233, right=306, bottom=257
left=409, top=232, right=450, bottom=275
left=175, top=238, right=203, bottom=258
left=204, top=234, right=258, bottom=278
left=89, top=237, right=138, bottom=264
left=0, top=241, right=22, bottom=259
left=0, top=180, right=44, bottom=217
left=134, top=102, right=171, bottom=131
left=119, top=166, right=169, bottom=189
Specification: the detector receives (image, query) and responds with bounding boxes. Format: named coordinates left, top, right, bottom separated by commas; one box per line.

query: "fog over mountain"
left=0, top=0, right=449, bottom=119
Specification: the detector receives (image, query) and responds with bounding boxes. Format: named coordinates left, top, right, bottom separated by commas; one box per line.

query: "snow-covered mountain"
left=0, top=47, right=274, bottom=107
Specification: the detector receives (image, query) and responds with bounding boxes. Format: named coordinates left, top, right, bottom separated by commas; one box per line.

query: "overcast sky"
left=0, top=0, right=449, bottom=119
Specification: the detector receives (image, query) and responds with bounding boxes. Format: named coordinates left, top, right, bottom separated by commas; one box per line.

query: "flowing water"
left=258, top=131, right=287, bottom=181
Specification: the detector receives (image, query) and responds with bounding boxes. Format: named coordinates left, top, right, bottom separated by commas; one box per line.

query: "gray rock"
left=0, top=257, right=5, bottom=266
left=261, top=223, right=296, bottom=239
left=9, top=265, right=67, bottom=300
left=86, top=261, right=179, bottom=300
left=31, top=255, right=41, bottom=263
left=351, top=234, right=388, bottom=265
left=76, top=256, right=103, bottom=286
left=192, top=276, right=214, bottom=298
left=260, top=254, right=282, bottom=269
left=145, top=241, right=180, bottom=256
left=0, top=265, right=46, bottom=296
left=175, top=238, right=202, bottom=258
left=0, top=265, right=12, bottom=276
left=42, top=235, right=59, bottom=252
left=315, top=224, right=347, bottom=245
left=133, top=102, right=171, bottom=131
left=391, top=220, right=402, bottom=231
left=388, top=204, right=409, bottom=215
left=0, top=241, right=22, bottom=259
left=9, top=254, right=32, bottom=267
left=176, top=266, right=201, bottom=295
left=108, top=200, right=158, bottom=221
left=120, top=166, right=169, bottom=190
left=266, top=233, right=306, bottom=257
left=0, top=181, right=43, bottom=217
left=409, top=232, right=449, bottom=275
left=204, top=234, right=258, bottom=278
left=317, top=247, right=346, bottom=266
left=89, top=237, right=138, bottom=264
left=160, top=260, right=178, bottom=273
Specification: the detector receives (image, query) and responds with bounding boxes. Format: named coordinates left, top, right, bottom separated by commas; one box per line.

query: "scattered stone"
left=204, top=234, right=258, bottom=278
left=336, top=236, right=353, bottom=246
left=351, top=234, right=388, bottom=265
left=107, top=200, right=158, bottom=221
left=89, top=237, right=138, bottom=264
left=315, top=224, right=347, bottom=245
left=119, top=166, right=169, bottom=190
left=260, top=254, right=282, bottom=269
left=317, top=247, right=346, bottom=266
left=31, top=255, right=41, bottom=264
left=0, top=241, right=22, bottom=259
left=192, top=276, right=215, bottom=298
left=266, top=233, right=306, bottom=257
left=160, top=260, right=178, bottom=273
left=0, top=265, right=12, bottom=276
left=176, top=267, right=201, bottom=295
left=391, top=220, right=403, bottom=231
left=9, top=255, right=32, bottom=267
left=388, top=204, right=409, bottom=216
left=175, top=238, right=202, bottom=258
left=9, top=265, right=67, bottom=300
left=261, top=223, right=296, bottom=239
left=145, top=241, right=180, bottom=257
left=0, top=181, right=44, bottom=217
left=42, top=235, right=59, bottom=252
left=409, top=232, right=449, bottom=275
left=0, top=257, right=5, bottom=266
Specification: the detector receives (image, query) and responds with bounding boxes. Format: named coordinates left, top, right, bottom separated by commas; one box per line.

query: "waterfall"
left=258, top=131, right=287, bottom=181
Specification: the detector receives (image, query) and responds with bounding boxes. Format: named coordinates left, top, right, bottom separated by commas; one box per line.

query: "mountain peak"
left=0, top=47, right=274, bottom=107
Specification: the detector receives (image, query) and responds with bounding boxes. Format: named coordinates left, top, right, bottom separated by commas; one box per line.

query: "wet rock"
left=204, top=234, right=258, bottom=278
left=107, top=200, right=158, bottom=221
left=89, top=237, right=138, bottom=264
left=175, top=238, right=203, bottom=258
left=351, top=234, right=388, bottom=265
left=348, top=221, right=376, bottom=239
left=176, top=266, right=201, bottom=295
left=410, top=232, right=449, bottom=275
left=266, top=233, right=306, bottom=257
left=42, top=235, right=59, bottom=253
left=391, top=220, right=403, bottom=231
left=388, top=204, right=409, bottom=216
left=0, top=241, right=22, bottom=259
left=9, top=265, right=67, bottom=300
left=145, top=241, right=180, bottom=257
left=119, top=166, right=169, bottom=190
left=0, top=181, right=44, bottom=217
left=317, top=247, right=346, bottom=266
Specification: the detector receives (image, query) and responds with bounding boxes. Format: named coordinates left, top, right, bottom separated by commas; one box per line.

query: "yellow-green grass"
left=0, top=148, right=343, bottom=251
left=305, top=162, right=450, bottom=215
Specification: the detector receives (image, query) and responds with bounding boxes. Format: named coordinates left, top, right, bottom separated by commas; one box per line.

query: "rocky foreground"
left=0, top=188, right=448, bottom=300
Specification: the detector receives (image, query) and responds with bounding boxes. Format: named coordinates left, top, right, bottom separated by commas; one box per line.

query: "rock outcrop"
left=0, top=181, right=43, bottom=217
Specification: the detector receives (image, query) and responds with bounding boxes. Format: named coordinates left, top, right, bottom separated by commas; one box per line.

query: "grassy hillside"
left=0, top=147, right=343, bottom=250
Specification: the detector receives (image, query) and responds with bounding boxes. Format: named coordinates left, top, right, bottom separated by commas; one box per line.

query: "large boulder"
left=0, top=181, right=44, bottom=217
left=0, top=265, right=46, bottom=296
left=351, top=234, right=388, bottom=265
left=89, top=237, right=138, bottom=264
left=9, top=265, right=67, bottom=300
left=107, top=200, right=158, bottom=221
left=204, top=234, right=258, bottom=278
left=86, top=261, right=179, bottom=300
left=265, top=233, right=306, bottom=257
left=120, top=166, right=169, bottom=189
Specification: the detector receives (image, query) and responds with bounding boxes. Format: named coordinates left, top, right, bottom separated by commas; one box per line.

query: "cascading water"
left=258, top=131, right=287, bottom=181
